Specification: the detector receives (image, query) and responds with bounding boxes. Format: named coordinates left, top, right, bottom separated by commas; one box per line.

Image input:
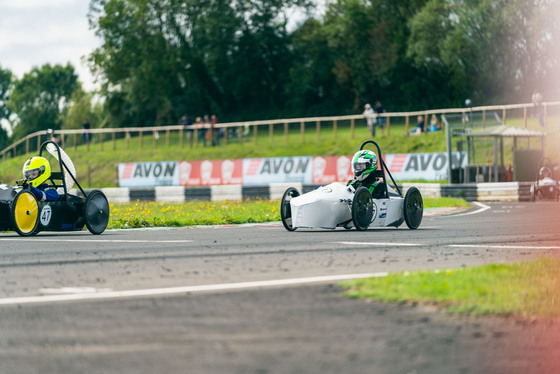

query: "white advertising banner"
left=243, top=156, right=313, bottom=185
left=117, top=152, right=468, bottom=187
left=118, top=161, right=179, bottom=187
left=383, top=152, right=467, bottom=181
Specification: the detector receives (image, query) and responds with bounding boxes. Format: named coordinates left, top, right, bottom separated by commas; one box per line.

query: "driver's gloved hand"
left=28, top=185, right=44, bottom=200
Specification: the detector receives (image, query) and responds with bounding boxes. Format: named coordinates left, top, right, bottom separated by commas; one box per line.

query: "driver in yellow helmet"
left=22, top=157, right=59, bottom=201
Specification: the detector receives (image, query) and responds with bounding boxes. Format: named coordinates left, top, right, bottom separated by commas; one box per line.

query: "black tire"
left=352, top=187, right=373, bottom=231
left=11, top=190, right=40, bottom=236
left=535, top=189, right=544, bottom=202
left=85, top=190, right=110, bottom=235
left=403, top=187, right=423, bottom=229
left=280, top=187, right=300, bottom=231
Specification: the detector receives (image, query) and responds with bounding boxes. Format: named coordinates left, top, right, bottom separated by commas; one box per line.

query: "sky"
left=0, top=0, right=100, bottom=92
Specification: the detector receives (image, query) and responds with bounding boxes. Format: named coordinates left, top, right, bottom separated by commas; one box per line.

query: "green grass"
left=107, top=197, right=467, bottom=229
left=340, top=258, right=560, bottom=320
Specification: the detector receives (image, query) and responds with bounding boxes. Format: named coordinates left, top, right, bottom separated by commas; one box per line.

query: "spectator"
left=82, top=119, right=91, bottom=144
left=428, top=114, right=441, bottom=132
left=203, top=114, right=212, bottom=146
left=211, top=114, right=221, bottom=146
left=374, top=101, right=386, bottom=136
left=411, top=115, right=424, bottom=135
left=195, top=116, right=206, bottom=147
left=182, top=115, right=194, bottom=147
left=532, top=89, right=545, bottom=127
left=362, top=103, right=375, bottom=136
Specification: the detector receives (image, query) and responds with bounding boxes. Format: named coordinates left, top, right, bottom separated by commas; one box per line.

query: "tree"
left=8, top=64, right=79, bottom=141
left=0, top=65, right=12, bottom=122
left=88, top=0, right=313, bottom=126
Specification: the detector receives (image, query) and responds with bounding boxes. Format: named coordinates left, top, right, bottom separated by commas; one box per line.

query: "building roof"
left=465, top=124, right=546, bottom=138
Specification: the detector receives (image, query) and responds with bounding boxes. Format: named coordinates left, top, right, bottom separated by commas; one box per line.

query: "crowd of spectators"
left=182, top=114, right=222, bottom=147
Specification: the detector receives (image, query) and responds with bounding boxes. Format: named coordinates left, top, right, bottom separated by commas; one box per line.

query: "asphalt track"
left=1, top=202, right=560, bottom=373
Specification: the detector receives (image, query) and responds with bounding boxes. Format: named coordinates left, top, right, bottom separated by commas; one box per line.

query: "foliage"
left=61, top=89, right=104, bottom=130
left=341, top=257, right=560, bottom=320
left=0, top=65, right=12, bottom=122
left=7, top=64, right=79, bottom=141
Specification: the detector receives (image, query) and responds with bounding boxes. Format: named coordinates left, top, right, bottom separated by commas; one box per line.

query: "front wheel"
left=352, top=187, right=373, bottom=231
left=403, top=187, right=423, bottom=229
left=280, top=187, right=300, bottom=231
left=84, top=190, right=110, bottom=234
left=11, top=190, right=40, bottom=236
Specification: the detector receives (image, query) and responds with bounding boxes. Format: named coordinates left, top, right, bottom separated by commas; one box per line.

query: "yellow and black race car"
left=0, top=141, right=109, bottom=236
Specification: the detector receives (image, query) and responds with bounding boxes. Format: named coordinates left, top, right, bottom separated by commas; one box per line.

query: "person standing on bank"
left=363, top=103, right=376, bottom=136
left=374, top=101, right=386, bottom=136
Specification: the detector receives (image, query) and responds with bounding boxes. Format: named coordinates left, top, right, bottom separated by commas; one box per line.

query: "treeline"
left=1, top=0, right=558, bottom=149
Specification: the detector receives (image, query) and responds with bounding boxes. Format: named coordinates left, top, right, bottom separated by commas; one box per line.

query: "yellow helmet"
left=22, top=157, right=51, bottom=187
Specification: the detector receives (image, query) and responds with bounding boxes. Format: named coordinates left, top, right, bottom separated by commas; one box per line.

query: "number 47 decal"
left=40, top=206, right=52, bottom=226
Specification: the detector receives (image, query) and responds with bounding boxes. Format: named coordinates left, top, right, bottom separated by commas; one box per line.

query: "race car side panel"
left=37, top=198, right=86, bottom=232
left=291, top=183, right=353, bottom=229
left=368, top=197, right=405, bottom=228
left=0, top=184, right=17, bottom=231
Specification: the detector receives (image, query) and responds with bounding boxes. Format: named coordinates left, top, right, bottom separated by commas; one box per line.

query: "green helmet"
left=351, top=150, right=377, bottom=180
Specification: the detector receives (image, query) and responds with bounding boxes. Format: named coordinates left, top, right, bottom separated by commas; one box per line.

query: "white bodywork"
left=290, top=182, right=404, bottom=229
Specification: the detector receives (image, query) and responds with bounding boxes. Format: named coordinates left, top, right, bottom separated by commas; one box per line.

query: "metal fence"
left=2, top=101, right=559, bottom=161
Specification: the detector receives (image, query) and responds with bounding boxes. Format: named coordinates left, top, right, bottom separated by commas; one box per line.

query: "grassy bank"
left=340, top=258, right=560, bottom=320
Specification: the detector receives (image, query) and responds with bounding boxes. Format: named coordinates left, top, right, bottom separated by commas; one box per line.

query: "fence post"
left=269, top=123, right=273, bottom=143
left=284, top=122, right=289, bottom=144
left=125, top=130, right=129, bottom=149
left=350, top=118, right=355, bottom=139
left=386, top=116, right=390, bottom=136
left=544, top=103, right=548, bottom=127
left=300, top=121, right=305, bottom=142
left=166, top=129, right=170, bottom=147
left=26, top=138, right=29, bottom=154
left=523, top=107, right=527, bottom=128
left=502, top=108, right=507, bottom=124
left=316, top=120, right=321, bottom=141
left=74, top=133, right=77, bottom=151
left=37, top=135, right=40, bottom=153
left=153, top=130, right=157, bottom=149
left=405, top=115, right=409, bottom=135
left=238, top=126, right=243, bottom=145
left=253, top=124, right=258, bottom=144
left=333, top=120, right=337, bottom=140
left=482, top=109, right=486, bottom=124
left=112, top=131, right=116, bottom=150
left=139, top=130, right=143, bottom=150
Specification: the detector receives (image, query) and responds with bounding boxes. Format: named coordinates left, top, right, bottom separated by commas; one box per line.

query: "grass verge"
left=340, top=258, right=560, bottom=320
left=107, top=197, right=468, bottom=229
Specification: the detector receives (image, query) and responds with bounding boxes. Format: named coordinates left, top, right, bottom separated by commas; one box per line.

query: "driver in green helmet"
left=347, top=150, right=385, bottom=198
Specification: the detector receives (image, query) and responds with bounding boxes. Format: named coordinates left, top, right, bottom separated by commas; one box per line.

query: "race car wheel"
left=403, top=187, right=423, bottom=229
left=352, top=187, right=373, bottom=231
left=85, top=190, right=110, bottom=235
left=11, top=190, right=40, bottom=236
left=280, top=187, right=300, bottom=231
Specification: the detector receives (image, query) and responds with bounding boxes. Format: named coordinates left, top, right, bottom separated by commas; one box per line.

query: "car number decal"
left=40, top=206, right=52, bottom=226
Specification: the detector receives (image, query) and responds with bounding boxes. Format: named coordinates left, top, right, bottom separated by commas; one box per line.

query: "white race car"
left=280, top=140, right=423, bottom=231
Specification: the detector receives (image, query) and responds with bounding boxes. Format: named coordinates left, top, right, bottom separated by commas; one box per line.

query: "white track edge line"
left=0, top=273, right=389, bottom=306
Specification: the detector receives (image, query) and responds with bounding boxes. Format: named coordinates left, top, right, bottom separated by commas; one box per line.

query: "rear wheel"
left=11, top=190, right=40, bottom=236
left=84, top=190, right=110, bottom=235
left=404, top=187, right=423, bottom=229
left=280, top=187, right=300, bottom=231
left=352, top=187, right=373, bottom=231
